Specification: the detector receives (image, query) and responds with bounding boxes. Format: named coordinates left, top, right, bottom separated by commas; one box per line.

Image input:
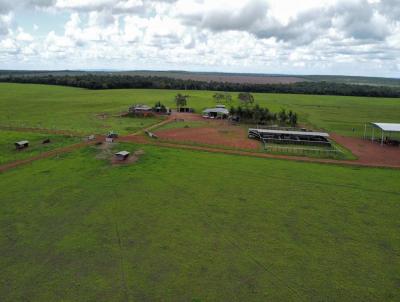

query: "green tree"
left=213, top=93, right=225, bottom=104
left=229, top=106, right=236, bottom=116
left=278, top=109, right=288, bottom=125
left=225, top=93, right=232, bottom=105
left=238, top=92, right=254, bottom=107
left=175, top=93, right=189, bottom=109
left=289, top=112, right=298, bottom=127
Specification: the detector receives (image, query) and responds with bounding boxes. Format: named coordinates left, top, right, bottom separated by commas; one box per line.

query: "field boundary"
left=121, top=139, right=400, bottom=169
left=0, top=140, right=99, bottom=173
left=0, top=125, right=85, bottom=136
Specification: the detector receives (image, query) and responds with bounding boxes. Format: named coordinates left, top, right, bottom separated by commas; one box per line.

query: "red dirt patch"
left=331, top=133, right=400, bottom=167
left=155, top=124, right=260, bottom=150
left=171, top=112, right=205, bottom=121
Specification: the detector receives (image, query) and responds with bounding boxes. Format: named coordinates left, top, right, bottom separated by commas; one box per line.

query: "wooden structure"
left=15, top=140, right=29, bottom=150
left=115, top=151, right=130, bottom=161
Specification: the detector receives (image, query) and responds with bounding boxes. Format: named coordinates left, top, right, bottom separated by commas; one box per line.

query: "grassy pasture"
left=0, top=130, right=79, bottom=165
left=0, top=144, right=399, bottom=301
left=1, top=83, right=400, bottom=137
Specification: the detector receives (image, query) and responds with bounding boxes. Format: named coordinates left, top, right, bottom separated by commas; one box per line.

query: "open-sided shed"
left=15, top=140, right=29, bottom=150
left=115, top=151, right=130, bottom=161
left=364, top=122, right=400, bottom=146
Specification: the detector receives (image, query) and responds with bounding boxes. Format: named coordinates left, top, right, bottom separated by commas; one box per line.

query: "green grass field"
left=0, top=130, right=80, bottom=165
left=1, top=84, right=400, bottom=301
left=1, top=83, right=400, bottom=137
left=0, top=144, right=399, bottom=301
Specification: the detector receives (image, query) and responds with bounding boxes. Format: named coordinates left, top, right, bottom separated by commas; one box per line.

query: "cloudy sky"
left=0, top=0, right=399, bottom=77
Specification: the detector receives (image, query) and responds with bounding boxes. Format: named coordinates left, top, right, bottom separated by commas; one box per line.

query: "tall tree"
left=238, top=92, right=254, bottom=107
left=278, top=109, right=288, bottom=125
left=175, top=93, right=189, bottom=109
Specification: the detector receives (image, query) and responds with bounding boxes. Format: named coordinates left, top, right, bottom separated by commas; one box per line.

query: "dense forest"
left=1, top=74, right=400, bottom=97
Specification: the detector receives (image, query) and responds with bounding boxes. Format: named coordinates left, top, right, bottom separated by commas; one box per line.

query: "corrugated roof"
left=249, top=128, right=330, bottom=137
left=203, top=108, right=230, bottom=114
left=16, top=140, right=29, bottom=145
left=371, top=123, right=400, bottom=132
left=115, top=151, right=130, bottom=156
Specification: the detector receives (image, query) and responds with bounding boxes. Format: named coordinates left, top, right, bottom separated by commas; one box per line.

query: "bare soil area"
left=331, top=133, right=400, bottom=167
left=155, top=119, right=260, bottom=150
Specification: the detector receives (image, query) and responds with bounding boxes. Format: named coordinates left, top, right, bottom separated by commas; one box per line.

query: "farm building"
left=364, top=122, right=400, bottom=146
left=15, top=140, right=29, bottom=150
left=203, top=105, right=230, bottom=119
left=115, top=151, right=130, bottom=161
left=129, top=104, right=153, bottom=116
left=248, top=128, right=331, bottom=147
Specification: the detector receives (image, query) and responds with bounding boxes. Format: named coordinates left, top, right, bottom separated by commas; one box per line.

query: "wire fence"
left=263, top=142, right=345, bottom=159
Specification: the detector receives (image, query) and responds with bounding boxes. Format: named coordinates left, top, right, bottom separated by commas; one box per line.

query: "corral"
left=248, top=128, right=331, bottom=147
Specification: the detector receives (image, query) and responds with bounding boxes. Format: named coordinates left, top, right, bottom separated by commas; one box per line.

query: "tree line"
left=230, top=104, right=298, bottom=126
left=1, top=74, right=400, bottom=97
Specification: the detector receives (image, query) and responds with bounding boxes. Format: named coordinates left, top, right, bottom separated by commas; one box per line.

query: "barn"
left=202, top=105, right=230, bottom=119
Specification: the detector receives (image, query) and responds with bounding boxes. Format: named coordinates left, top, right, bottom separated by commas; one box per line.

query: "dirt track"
left=331, top=133, right=400, bottom=167
left=0, top=140, right=100, bottom=173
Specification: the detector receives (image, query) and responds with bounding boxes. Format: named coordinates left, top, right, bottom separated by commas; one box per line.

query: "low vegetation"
left=2, top=83, right=400, bottom=137
left=1, top=144, right=399, bottom=301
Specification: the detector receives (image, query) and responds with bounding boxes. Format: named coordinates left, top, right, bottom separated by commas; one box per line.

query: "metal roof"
left=15, top=140, right=29, bottom=145
left=371, top=123, right=400, bottom=132
left=115, top=151, right=130, bottom=156
left=249, top=128, right=330, bottom=138
left=203, top=108, right=230, bottom=115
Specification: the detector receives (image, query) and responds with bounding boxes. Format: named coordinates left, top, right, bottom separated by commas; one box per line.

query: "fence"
left=264, top=143, right=345, bottom=159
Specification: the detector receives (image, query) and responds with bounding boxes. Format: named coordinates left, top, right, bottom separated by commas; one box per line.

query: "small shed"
left=115, top=151, right=130, bottom=161
left=107, top=131, right=118, bottom=138
left=106, top=137, right=114, bottom=143
left=15, top=140, right=29, bottom=150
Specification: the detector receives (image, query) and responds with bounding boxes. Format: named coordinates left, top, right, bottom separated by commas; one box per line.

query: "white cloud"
left=0, top=0, right=398, bottom=77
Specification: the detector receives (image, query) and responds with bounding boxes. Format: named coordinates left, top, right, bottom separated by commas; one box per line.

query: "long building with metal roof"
left=248, top=128, right=331, bottom=147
